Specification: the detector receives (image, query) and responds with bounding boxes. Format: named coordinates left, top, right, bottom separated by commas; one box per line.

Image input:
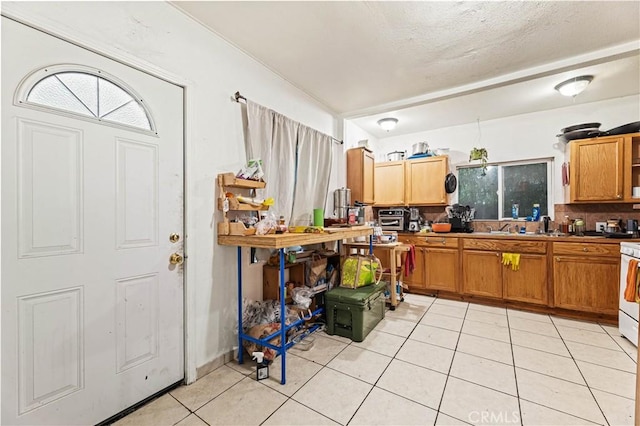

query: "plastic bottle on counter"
left=511, top=204, right=519, bottom=219
left=532, top=204, right=540, bottom=221
left=278, top=215, right=287, bottom=233
left=560, top=215, right=569, bottom=234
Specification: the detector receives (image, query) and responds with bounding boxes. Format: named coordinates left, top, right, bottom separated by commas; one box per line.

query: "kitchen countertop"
left=397, top=231, right=639, bottom=243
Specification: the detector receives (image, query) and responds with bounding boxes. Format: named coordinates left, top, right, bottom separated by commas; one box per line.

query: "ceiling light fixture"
left=554, top=75, right=594, bottom=97
left=377, top=117, right=399, bottom=131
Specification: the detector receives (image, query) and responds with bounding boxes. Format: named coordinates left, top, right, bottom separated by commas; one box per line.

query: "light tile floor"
left=114, top=294, right=637, bottom=425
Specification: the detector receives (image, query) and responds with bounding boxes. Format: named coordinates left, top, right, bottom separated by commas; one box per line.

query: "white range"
left=619, top=242, right=640, bottom=346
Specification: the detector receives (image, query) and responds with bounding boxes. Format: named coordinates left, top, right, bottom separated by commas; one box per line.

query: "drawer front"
left=398, top=235, right=459, bottom=248
left=463, top=238, right=547, bottom=254
left=552, top=242, right=619, bottom=257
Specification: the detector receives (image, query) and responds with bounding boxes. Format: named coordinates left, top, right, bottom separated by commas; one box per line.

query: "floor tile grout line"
left=550, top=317, right=608, bottom=334
left=290, top=353, right=361, bottom=424
left=343, top=310, right=414, bottom=426
left=172, top=372, right=246, bottom=415
left=505, top=311, right=524, bottom=426
left=569, top=357, right=638, bottom=375
left=550, top=317, right=611, bottom=426
left=516, top=397, right=605, bottom=426
left=509, top=341, right=572, bottom=359
left=586, top=386, right=637, bottom=402
left=600, top=327, right=638, bottom=363
left=558, top=334, right=631, bottom=352
left=278, top=341, right=357, bottom=426
left=169, top=393, right=204, bottom=426
left=292, top=303, right=425, bottom=426
left=433, top=298, right=470, bottom=425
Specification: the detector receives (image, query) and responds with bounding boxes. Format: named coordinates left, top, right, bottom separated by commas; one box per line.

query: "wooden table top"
left=217, top=226, right=373, bottom=249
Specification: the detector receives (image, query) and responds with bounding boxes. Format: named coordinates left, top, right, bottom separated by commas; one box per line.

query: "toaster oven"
left=378, top=209, right=405, bottom=231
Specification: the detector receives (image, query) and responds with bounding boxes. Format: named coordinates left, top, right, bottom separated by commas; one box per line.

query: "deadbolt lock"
left=170, top=253, right=184, bottom=265
left=169, top=233, right=180, bottom=243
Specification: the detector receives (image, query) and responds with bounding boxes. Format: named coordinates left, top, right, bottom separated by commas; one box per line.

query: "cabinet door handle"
left=496, top=253, right=500, bottom=257
left=441, top=238, right=446, bottom=245
left=583, top=247, right=588, bottom=252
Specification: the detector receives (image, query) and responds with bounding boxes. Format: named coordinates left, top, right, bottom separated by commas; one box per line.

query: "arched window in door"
left=15, top=65, right=156, bottom=133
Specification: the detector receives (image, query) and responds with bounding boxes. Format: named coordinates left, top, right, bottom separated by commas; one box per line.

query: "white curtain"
left=246, top=101, right=299, bottom=223
left=270, top=112, right=298, bottom=223
left=291, top=127, right=333, bottom=226
left=246, top=101, right=273, bottom=200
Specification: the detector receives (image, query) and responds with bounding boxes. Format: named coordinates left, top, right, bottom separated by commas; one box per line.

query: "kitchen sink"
left=474, top=231, right=514, bottom=235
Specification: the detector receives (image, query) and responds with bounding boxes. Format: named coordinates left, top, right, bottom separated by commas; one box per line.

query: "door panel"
left=116, top=139, right=158, bottom=248
left=17, top=119, right=83, bottom=257
left=18, top=287, right=83, bottom=415
left=2, top=17, right=184, bottom=425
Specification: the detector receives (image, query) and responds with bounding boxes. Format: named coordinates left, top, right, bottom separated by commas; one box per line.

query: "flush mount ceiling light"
left=554, top=75, right=594, bottom=97
left=377, top=117, right=398, bottom=131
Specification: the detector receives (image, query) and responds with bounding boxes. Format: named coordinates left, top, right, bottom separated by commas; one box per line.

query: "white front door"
left=2, top=17, right=185, bottom=425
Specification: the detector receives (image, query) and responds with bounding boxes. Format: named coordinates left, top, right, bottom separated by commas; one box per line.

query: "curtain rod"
left=233, top=91, right=343, bottom=145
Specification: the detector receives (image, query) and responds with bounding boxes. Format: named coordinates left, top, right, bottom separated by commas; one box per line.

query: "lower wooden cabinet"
left=404, top=247, right=426, bottom=290
left=394, top=235, right=621, bottom=319
left=424, top=248, right=458, bottom=292
left=399, top=236, right=458, bottom=293
left=553, top=255, right=620, bottom=315
left=503, top=254, right=548, bottom=305
left=462, top=250, right=503, bottom=298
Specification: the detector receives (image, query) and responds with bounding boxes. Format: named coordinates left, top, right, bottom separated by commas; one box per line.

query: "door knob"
left=169, top=233, right=180, bottom=243
left=170, top=253, right=184, bottom=265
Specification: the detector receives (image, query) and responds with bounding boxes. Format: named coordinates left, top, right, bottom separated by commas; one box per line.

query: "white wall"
left=2, top=1, right=339, bottom=373
left=367, top=95, right=640, bottom=213
left=321, top=120, right=380, bottom=215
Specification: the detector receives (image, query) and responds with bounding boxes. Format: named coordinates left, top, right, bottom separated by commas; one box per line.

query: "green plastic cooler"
left=325, top=280, right=386, bottom=342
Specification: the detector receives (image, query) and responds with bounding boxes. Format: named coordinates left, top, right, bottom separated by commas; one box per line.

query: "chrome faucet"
left=498, top=223, right=511, bottom=232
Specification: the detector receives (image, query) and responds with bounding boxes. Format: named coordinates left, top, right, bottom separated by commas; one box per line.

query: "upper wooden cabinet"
left=373, top=161, right=405, bottom=206
left=374, top=155, right=449, bottom=206
left=624, top=133, right=640, bottom=202
left=569, top=135, right=624, bottom=202
left=568, top=133, right=640, bottom=203
left=346, top=148, right=375, bottom=205
left=405, top=156, right=448, bottom=205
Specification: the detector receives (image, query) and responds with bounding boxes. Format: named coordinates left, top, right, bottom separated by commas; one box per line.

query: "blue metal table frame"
left=218, top=227, right=373, bottom=384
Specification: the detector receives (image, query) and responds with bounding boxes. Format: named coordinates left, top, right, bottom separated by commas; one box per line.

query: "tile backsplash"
left=554, top=203, right=638, bottom=231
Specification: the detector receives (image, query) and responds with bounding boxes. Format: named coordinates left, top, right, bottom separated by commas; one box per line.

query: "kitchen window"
left=457, top=159, right=552, bottom=220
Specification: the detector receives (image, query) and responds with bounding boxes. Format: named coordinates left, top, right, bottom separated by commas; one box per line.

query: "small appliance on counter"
left=445, top=204, right=475, bottom=233
left=378, top=209, right=405, bottom=231
left=627, top=219, right=639, bottom=238
left=408, top=207, right=421, bottom=232
left=333, top=188, right=351, bottom=221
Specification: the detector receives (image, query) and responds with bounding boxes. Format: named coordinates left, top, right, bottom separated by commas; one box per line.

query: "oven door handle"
left=380, top=219, right=400, bottom=226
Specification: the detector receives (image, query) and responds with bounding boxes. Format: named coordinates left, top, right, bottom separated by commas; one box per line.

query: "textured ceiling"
left=172, top=1, right=640, bottom=136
